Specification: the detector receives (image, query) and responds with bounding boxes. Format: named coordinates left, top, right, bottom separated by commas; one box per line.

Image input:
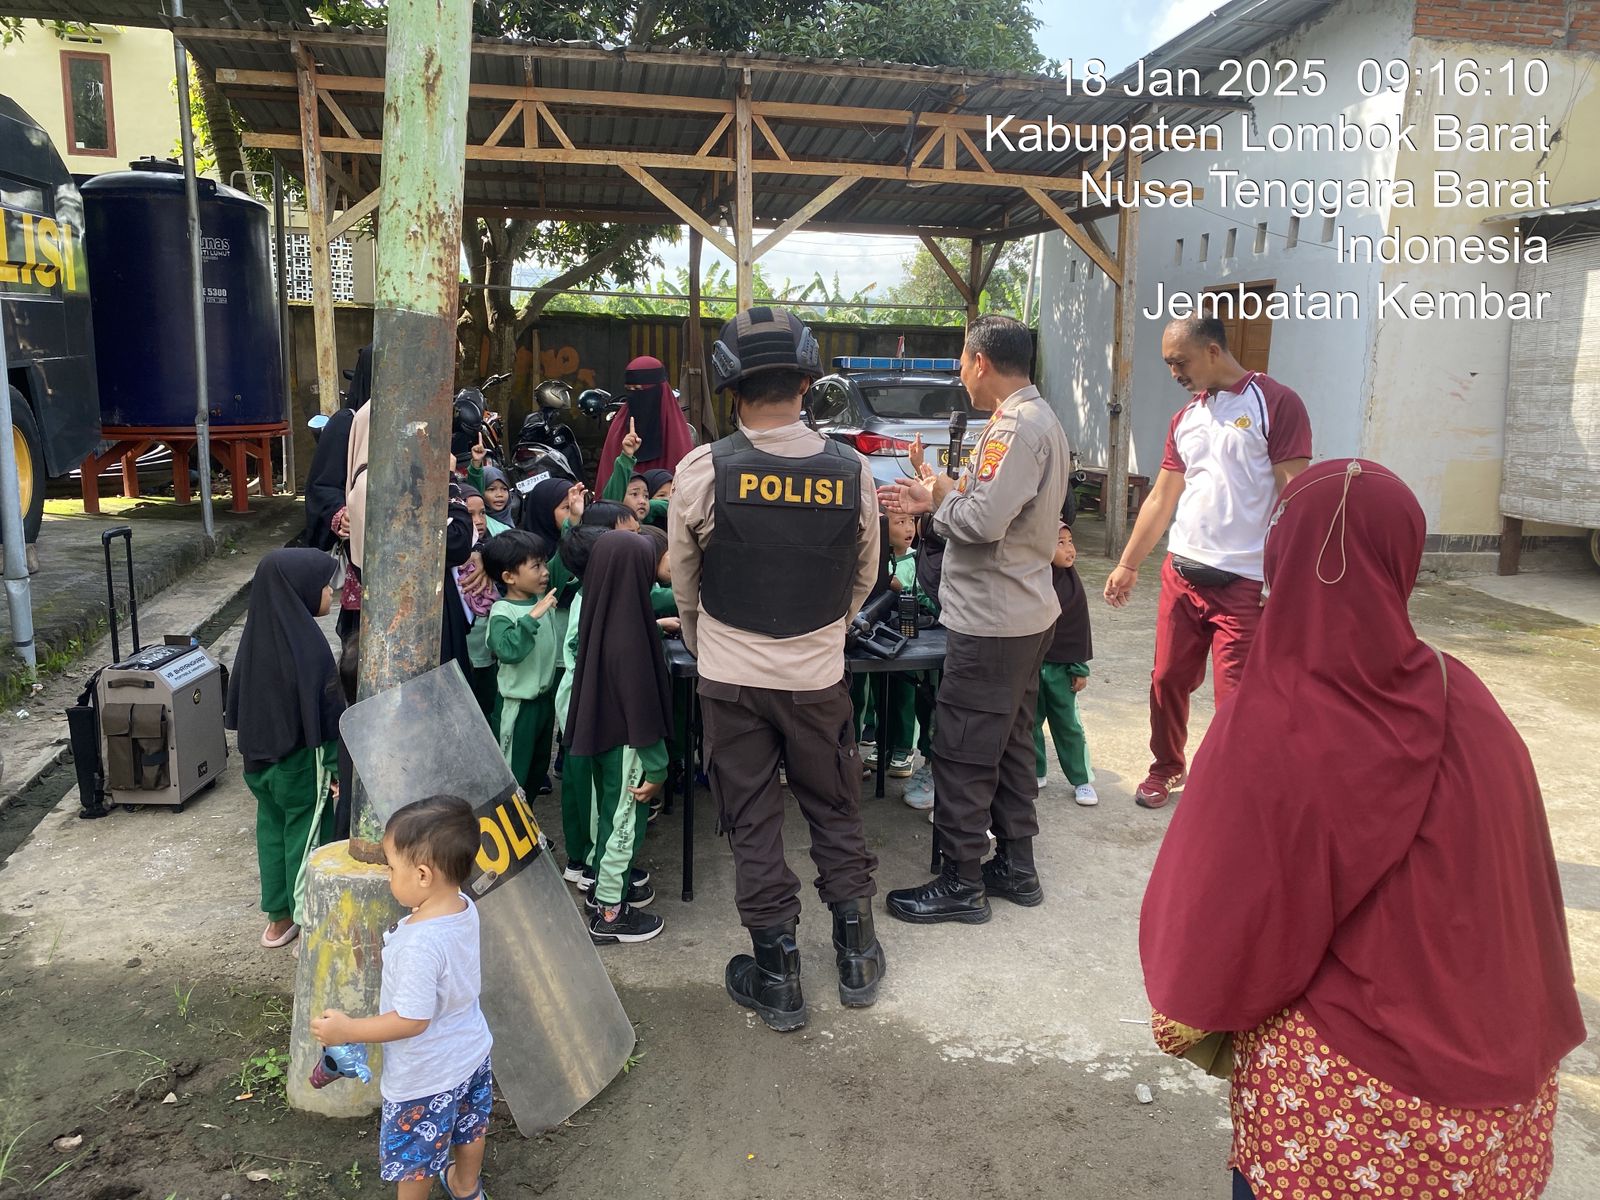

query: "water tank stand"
left=79, top=422, right=288, bottom=515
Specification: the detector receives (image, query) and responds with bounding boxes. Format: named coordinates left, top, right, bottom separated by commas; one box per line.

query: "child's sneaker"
left=1036, top=773, right=1049, bottom=788
left=888, top=752, right=915, bottom=779
left=860, top=743, right=880, bottom=769
left=1074, top=783, right=1100, bottom=807
left=563, top=859, right=588, bottom=884
left=576, top=865, right=650, bottom=892
left=590, top=902, right=664, bottom=945
left=903, top=763, right=934, bottom=811
left=583, top=876, right=656, bottom=910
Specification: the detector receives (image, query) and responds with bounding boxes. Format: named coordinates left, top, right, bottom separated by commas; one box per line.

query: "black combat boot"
left=831, top=897, right=887, bottom=1007
left=982, top=839, right=1043, bottom=907
left=885, top=859, right=991, bottom=925
left=726, top=921, right=808, bottom=1032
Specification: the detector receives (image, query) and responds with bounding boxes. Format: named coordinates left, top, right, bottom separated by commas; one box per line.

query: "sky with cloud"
left=540, top=1, right=1213, bottom=303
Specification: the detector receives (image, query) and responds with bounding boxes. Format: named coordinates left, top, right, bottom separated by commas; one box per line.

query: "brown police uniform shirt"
left=670, top=421, right=881, bottom=691
left=933, top=384, right=1071, bottom=638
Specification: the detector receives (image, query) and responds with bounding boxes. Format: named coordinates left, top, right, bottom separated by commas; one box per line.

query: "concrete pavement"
left=0, top=514, right=1595, bottom=1199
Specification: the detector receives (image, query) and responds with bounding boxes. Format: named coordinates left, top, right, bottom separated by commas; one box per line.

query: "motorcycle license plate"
left=515, top=471, right=550, bottom=494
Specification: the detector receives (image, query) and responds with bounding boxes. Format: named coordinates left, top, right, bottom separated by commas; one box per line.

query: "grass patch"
left=0, top=624, right=102, bottom=707
left=236, top=1048, right=289, bottom=1103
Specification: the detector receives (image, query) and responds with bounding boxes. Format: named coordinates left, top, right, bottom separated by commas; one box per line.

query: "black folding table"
left=663, top=629, right=947, bottom=902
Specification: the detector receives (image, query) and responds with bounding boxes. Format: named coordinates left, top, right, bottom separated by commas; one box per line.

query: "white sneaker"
left=903, top=764, right=935, bottom=810
left=1036, top=774, right=1049, bottom=788
left=1074, top=783, right=1100, bottom=807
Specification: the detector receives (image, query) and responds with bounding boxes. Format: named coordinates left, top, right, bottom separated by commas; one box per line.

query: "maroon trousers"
left=1148, top=555, right=1264, bottom=778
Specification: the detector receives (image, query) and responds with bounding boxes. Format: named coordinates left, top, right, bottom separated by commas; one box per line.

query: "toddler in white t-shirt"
left=313, top=795, right=493, bottom=1200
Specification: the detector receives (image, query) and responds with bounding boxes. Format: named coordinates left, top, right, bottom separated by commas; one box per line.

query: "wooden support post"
left=294, top=45, right=341, bottom=417
left=686, top=227, right=711, bottom=437
left=966, top=238, right=982, bottom=326
left=734, top=72, right=754, bottom=311
left=1497, top=515, right=1524, bottom=576
left=1106, top=149, right=1142, bottom=557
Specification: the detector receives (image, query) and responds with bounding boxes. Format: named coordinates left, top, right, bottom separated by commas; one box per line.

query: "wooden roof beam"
left=241, top=131, right=1093, bottom=193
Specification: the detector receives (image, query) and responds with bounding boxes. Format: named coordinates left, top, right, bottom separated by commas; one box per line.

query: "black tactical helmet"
left=710, top=306, right=822, bottom=393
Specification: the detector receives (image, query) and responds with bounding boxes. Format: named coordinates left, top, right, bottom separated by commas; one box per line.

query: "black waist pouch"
left=1170, top=555, right=1244, bottom=588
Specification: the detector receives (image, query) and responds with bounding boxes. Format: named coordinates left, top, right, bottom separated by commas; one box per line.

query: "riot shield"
left=341, top=663, right=635, bottom=1134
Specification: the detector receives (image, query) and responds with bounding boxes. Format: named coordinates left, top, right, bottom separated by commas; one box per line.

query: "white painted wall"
left=1363, top=44, right=1600, bottom=534
left=1040, top=0, right=1413, bottom=478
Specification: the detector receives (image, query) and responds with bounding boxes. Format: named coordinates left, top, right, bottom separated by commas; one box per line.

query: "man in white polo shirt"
left=1104, top=316, right=1311, bottom=809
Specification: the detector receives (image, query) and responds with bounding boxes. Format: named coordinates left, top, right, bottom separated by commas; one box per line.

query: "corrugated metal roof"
left=1115, top=0, right=1338, bottom=83
left=159, top=0, right=1336, bottom=237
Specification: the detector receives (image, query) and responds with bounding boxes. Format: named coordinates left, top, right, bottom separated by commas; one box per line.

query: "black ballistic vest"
left=701, top=432, right=861, bottom=637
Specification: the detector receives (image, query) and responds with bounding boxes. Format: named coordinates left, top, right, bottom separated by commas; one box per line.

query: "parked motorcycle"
left=510, top=379, right=589, bottom=488
left=453, top=371, right=510, bottom=469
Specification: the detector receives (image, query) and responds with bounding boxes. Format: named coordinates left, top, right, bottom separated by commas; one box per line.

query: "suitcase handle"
left=101, top=526, right=139, bottom=662
left=106, top=678, right=156, bottom=689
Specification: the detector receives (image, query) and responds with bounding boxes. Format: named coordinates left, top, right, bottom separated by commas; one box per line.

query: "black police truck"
left=1, top=95, right=102, bottom=547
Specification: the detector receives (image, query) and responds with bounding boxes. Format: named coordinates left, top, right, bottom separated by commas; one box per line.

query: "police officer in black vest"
left=669, top=308, right=886, bottom=1032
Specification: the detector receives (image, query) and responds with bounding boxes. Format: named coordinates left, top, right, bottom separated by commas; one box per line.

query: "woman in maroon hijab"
left=1141, top=459, right=1584, bottom=1200
left=595, top=356, right=695, bottom=495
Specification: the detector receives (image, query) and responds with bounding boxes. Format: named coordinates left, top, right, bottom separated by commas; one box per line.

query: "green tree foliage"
left=543, top=262, right=888, bottom=323
left=0, top=17, right=92, bottom=47
left=759, top=0, right=1049, bottom=73
left=885, top=238, right=1035, bottom=325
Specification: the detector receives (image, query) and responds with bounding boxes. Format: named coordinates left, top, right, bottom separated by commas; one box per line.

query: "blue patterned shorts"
left=378, top=1056, right=493, bottom=1184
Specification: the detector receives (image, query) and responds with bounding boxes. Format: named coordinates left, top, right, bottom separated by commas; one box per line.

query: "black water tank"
left=81, top=159, right=283, bottom=428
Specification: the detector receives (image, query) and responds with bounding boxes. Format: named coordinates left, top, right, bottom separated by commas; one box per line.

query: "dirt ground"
left=1, top=529, right=1597, bottom=1200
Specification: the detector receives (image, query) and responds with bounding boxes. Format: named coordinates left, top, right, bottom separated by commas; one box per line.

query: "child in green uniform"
left=1034, top=521, right=1097, bottom=806
left=225, top=549, right=345, bottom=951
left=482, top=531, right=560, bottom=797
left=565, top=531, right=674, bottom=945
left=853, top=512, right=930, bottom=779
left=550, top=523, right=608, bottom=884
left=606, top=424, right=674, bottom=530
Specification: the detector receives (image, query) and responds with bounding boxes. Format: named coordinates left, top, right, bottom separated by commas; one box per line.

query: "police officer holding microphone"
left=880, top=315, right=1071, bottom=924
left=669, top=307, right=886, bottom=1033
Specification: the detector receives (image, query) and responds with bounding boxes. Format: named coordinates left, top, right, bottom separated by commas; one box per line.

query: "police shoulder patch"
left=976, top=437, right=1010, bottom=482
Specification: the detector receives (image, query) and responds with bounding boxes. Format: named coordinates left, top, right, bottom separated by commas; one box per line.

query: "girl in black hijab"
left=225, top=549, right=344, bottom=950
left=564, top=531, right=674, bottom=945
left=1032, top=513, right=1097, bottom=807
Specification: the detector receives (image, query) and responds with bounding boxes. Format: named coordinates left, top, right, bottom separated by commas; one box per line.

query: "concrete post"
left=286, top=0, right=473, bottom=1118
left=352, top=0, right=475, bottom=844
left=284, top=843, right=404, bottom=1117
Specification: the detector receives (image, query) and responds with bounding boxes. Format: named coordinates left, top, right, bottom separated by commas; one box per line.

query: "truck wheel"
left=2, top=386, right=45, bottom=546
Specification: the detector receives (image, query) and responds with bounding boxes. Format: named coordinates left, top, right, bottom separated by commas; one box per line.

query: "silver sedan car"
left=805, top=357, right=976, bottom=490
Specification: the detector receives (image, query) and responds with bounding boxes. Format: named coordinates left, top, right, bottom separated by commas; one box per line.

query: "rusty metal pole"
left=352, top=0, right=474, bottom=844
